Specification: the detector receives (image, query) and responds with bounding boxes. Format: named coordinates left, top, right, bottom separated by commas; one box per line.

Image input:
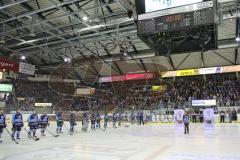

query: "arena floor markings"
left=1, top=123, right=240, bottom=160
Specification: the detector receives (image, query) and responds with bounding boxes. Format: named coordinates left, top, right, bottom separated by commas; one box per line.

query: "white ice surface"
left=1, top=123, right=240, bottom=160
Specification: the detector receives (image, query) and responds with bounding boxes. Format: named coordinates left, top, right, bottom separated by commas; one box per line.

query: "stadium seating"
left=10, top=74, right=240, bottom=112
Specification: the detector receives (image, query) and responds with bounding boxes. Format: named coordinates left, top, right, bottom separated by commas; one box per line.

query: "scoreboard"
left=138, top=7, right=214, bottom=34
left=137, top=1, right=215, bottom=35
left=135, top=0, right=218, bottom=55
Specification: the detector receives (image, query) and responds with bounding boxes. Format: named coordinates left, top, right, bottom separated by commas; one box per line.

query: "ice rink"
left=1, top=123, right=240, bottom=160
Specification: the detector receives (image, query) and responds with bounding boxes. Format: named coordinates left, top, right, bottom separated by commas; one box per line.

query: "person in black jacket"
left=232, top=109, right=238, bottom=122
left=220, top=111, right=225, bottom=123
left=192, top=111, right=197, bottom=123
left=91, top=113, right=96, bottom=131
left=183, top=112, right=190, bottom=134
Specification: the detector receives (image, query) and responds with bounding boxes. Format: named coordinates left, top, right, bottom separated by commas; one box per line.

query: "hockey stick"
left=63, top=123, right=71, bottom=134
left=46, top=128, right=59, bottom=137
left=122, top=121, right=130, bottom=128
left=23, top=127, right=39, bottom=141
left=5, top=128, right=19, bottom=144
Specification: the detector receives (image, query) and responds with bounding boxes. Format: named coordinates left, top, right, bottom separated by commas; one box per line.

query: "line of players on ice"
left=0, top=109, right=144, bottom=142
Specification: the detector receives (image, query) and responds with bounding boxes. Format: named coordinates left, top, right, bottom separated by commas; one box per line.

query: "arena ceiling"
left=0, top=0, right=239, bottom=79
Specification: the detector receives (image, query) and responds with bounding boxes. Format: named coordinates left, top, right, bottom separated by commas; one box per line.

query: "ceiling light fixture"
left=21, top=55, right=26, bottom=60
left=83, top=16, right=88, bottom=21
left=236, top=37, right=240, bottom=42
left=64, top=57, right=71, bottom=63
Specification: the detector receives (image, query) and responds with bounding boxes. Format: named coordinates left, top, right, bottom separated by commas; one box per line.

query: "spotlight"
left=64, top=57, right=71, bottom=63
left=83, top=16, right=88, bottom=21
left=64, top=57, right=68, bottom=62
left=20, top=55, right=26, bottom=60
left=123, top=52, right=128, bottom=56
left=236, top=37, right=240, bottom=42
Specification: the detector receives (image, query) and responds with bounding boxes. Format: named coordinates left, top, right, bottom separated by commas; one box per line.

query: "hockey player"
left=69, top=113, right=77, bottom=134
left=112, top=113, right=117, bottom=128
left=82, top=112, right=89, bottom=132
left=56, top=112, right=64, bottom=134
left=139, top=111, right=144, bottom=125
left=130, top=113, right=135, bottom=124
left=118, top=113, right=122, bottom=127
left=96, top=113, right=101, bottom=129
left=28, top=111, right=39, bottom=138
left=0, top=110, right=6, bottom=142
left=12, top=109, right=24, bottom=140
left=39, top=112, right=49, bottom=136
left=91, top=113, right=96, bottom=131
left=104, top=112, right=108, bottom=130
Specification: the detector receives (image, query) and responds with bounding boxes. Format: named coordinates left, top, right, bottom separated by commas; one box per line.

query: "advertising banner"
left=203, top=108, right=215, bottom=130
left=35, top=103, right=52, bottom=107
left=222, top=65, right=240, bottom=73
left=174, top=109, right=185, bottom=124
left=161, top=65, right=240, bottom=78
left=19, top=62, right=35, bottom=75
left=152, top=85, right=167, bottom=92
left=0, top=57, right=19, bottom=71
left=0, top=84, right=13, bottom=92
left=192, top=99, right=216, bottom=106
left=99, top=73, right=155, bottom=83
left=199, top=67, right=222, bottom=75
left=161, top=71, right=176, bottom=77
left=76, top=88, right=96, bottom=95
left=176, top=69, right=196, bottom=77
left=174, top=109, right=185, bottom=132
left=203, top=108, right=214, bottom=123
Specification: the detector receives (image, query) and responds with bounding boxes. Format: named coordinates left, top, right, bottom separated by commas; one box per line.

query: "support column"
left=236, top=72, right=239, bottom=80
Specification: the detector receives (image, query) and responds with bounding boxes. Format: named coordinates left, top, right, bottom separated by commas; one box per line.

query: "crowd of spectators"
left=7, top=74, right=240, bottom=112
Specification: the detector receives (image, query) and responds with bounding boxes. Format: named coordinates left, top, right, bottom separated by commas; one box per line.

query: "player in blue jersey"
left=39, top=112, right=49, bottom=136
left=56, top=112, right=64, bottom=134
left=130, top=113, right=135, bottom=124
left=183, top=112, right=190, bottom=134
left=112, top=113, right=117, bottom=128
left=69, top=113, right=77, bottom=134
left=0, top=110, right=6, bottom=142
left=166, top=0, right=172, bottom=8
left=139, top=111, right=144, bottom=125
left=12, top=109, right=24, bottom=140
left=104, top=112, right=108, bottom=130
left=118, top=113, right=122, bottom=127
left=96, top=113, right=101, bottom=129
left=28, top=111, right=39, bottom=138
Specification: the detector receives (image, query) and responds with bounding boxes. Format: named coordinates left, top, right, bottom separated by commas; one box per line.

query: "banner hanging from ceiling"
left=0, top=57, right=19, bottom=71
left=19, top=62, right=35, bottom=75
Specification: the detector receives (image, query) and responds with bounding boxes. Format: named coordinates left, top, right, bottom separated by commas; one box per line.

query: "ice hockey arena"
left=0, top=0, right=240, bottom=160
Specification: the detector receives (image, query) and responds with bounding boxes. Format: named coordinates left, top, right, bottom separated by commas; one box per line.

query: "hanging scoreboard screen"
left=145, top=0, right=203, bottom=13
left=136, top=0, right=215, bottom=34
